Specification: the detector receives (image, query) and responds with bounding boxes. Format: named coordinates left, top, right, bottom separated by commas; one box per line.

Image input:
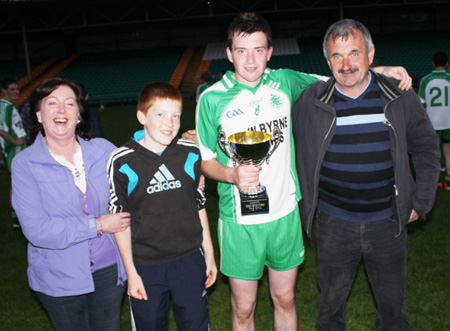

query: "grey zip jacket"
left=292, top=70, right=440, bottom=238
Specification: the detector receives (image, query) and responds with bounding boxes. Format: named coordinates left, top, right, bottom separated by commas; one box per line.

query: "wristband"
left=97, top=219, right=103, bottom=238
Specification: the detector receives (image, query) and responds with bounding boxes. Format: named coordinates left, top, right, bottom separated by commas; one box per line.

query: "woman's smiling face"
left=36, top=85, right=79, bottom=143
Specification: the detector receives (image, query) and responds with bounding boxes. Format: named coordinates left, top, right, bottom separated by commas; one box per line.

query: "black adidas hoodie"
left=108, top=135, right=205, bottom=265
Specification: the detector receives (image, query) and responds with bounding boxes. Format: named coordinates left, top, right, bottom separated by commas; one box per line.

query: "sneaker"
left=441, top=167, right=446, bottom=172
left=444, top=175, right=450, bottom=188
left=12, top=222, right=21, bottom=229
left=438, top=182, right=450, bottom=190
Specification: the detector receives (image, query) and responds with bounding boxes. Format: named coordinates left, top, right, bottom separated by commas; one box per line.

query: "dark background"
left=1, top=0, right=449, bottom=61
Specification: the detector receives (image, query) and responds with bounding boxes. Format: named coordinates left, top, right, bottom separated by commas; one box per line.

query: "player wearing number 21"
left=419, top=51, right=450, bottom=188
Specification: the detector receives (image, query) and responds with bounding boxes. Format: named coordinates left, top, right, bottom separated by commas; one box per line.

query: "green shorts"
left=436, top=129, right=450, bottom=143
left=218, top=206, right=305, bottom=280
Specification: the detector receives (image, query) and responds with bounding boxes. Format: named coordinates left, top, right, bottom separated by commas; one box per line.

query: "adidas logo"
left=147, top=164, right=181, bottom=194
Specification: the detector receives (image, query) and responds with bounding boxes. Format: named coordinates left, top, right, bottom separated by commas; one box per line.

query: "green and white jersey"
left=419, top=69, right=450, bottom=130
left=196, top=68, right=321, bottom=224
left=0, top=98, right=26, bottom=154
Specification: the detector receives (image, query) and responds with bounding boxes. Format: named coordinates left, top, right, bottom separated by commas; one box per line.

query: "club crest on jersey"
left=270, top=94, right=283, bottom=109
left=147, top=164, right=181, bottom=194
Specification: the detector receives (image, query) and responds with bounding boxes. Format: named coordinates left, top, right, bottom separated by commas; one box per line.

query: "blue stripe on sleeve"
left=119, top=163, right=139, bottom=195
left=184, top=152, right=199, bottom=180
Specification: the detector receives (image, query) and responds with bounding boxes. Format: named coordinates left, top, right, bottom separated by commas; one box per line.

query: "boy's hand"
left=204, top=254, right=218, bottom=289
left=198, top=174, right=205, bottom=191
left=127, top=273, right=148, bottom=300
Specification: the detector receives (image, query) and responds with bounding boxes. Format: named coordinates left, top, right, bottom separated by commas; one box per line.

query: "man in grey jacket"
left=292, top=19, right=440, bottom=330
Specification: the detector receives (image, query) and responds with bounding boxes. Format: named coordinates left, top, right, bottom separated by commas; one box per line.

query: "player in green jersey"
left=419, top=51, right=450, bottom=188
left=0, top=78, right=27, bottom=229
left=0, top=78, right=27, bottom=172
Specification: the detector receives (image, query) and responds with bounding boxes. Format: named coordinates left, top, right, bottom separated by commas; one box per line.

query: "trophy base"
left=240, top=190, right=269, bottom=215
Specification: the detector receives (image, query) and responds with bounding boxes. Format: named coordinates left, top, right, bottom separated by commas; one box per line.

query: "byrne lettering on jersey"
left=247, top=117, right=288, bottom=143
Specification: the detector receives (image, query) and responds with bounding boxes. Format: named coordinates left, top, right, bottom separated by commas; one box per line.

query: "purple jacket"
left=12, top=133, right=126, bottom=297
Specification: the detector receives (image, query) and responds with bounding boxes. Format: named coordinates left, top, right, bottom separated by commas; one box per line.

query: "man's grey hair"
left=322, top=19, right=374, bottom=60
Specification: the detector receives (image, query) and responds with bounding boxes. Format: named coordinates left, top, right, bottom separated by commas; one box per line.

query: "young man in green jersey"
left=419, top=51, right=450, bottom=188
left=0, top=78, right=27, bottom=229
left=193, top=12, right=412, bottom=330
left=0, top=78, right=27, bottom=171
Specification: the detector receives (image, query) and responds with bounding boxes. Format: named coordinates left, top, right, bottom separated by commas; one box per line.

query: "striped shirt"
left=318, top=74, right=394, bottom=222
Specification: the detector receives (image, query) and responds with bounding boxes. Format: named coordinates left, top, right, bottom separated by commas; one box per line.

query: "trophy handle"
left=218, top=130, right=238, bottom=166
left=265, top=126, right=281, bottom=164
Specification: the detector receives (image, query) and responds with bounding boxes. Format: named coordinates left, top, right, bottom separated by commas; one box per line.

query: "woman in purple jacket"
left=11, top=78, right=131, bottom=331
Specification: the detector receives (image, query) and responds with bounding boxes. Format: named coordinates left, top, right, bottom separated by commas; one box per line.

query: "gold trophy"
left=218, top=126, right=281, bottom=215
